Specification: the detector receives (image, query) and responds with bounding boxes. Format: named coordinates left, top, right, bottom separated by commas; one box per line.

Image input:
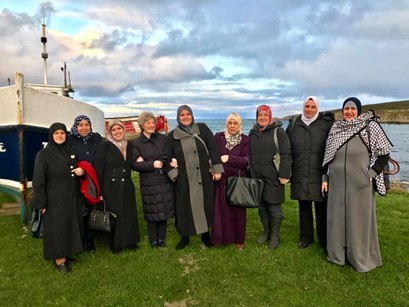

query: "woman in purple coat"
left=211, top=112, right=250, bottom=250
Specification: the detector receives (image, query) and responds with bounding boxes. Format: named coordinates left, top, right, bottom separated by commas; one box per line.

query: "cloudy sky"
left=1, top=1, right=408, bottom=119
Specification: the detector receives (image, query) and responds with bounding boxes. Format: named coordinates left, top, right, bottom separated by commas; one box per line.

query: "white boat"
left=0, top=73, right=105, bottom=224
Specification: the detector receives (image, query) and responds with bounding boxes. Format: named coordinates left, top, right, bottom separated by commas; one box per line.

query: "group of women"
left=32, top=96, right=392, bottom=274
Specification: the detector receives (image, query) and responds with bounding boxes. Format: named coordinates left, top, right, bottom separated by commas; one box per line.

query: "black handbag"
left=227, top=160, right=264, bottom=208
left=88, top=200, right=117, bottom=233
left=30, top=208, right=43, bottom=238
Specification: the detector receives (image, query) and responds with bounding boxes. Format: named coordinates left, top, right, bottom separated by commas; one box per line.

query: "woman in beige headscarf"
left=93, top=120, right=140, bottom=253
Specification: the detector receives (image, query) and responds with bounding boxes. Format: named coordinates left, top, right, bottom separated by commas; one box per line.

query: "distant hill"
left=282, top=100, right=409, bottom=123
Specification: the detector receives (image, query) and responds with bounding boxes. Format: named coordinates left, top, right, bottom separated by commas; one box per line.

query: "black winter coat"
left=286, top=112, right=334, bottom=201
left=93, top=141, right=140, bottom=249
left=33, top=146, right=84, bottom=260
left=67, top=133, right=103, bottom=163
left=132, top=133, right=175, bottom=222
left=249, top=121, right=292, bottom=205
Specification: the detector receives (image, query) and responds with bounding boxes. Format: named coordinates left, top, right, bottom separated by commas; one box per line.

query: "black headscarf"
left=176, top=105, right=194, bottom=133
left=47, top=122, right=71, bottom=160
left=342, top=97, right=362, bottom=116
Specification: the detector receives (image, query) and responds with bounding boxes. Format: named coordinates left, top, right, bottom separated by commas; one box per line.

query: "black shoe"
left=66, top=257, right=76, bottom=264
left=158, top=239, right=166, bottom=248
left=85, top=241, right=96, bottom=253
left=151, top=241, right=159, bottom=248
left=109, top=246, right=123, bottom=254
left=128, top=244, right=140, bottom=251
left=54, top=261, right=72, bottom=273
left=176, top=236, right=190, bottom=250
left=201, top=232, right=213, bottom=248
left=298, top=241, right=312, bottom=249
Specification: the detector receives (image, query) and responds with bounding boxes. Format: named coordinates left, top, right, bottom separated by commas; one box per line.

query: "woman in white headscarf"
left=210, top=112, right=250, bottom=250
left=93, top=120, right=140, bottom=253
left=286, top=96, right=334, bottom=249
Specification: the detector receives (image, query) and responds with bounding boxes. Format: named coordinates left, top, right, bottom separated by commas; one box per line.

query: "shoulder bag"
left=88, top=199, right=117, bottom=232
left=227, top=158, right=264, bottom=208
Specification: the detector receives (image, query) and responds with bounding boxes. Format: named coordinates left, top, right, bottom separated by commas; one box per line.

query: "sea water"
left=167, top=119, right=408, bottom=182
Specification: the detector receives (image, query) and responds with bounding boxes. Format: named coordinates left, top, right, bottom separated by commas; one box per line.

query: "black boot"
left=269, top=216, right=283, bottom=249
left=201, top=232, right=213, bottom=248
left=257, top=206, right=270, bottom=244
left=176, top=236, right=190, bottom=250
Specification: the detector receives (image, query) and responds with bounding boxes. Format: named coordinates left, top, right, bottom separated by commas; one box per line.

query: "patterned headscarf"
left=107, top=119, right=127, bottom=159
left=70, top=115, right=93, bottom=142
left=224, top=112, right=243, bottom=151
left=256, top=104, right=274, bottom=132
left=301, top=96, right=319, bottom=126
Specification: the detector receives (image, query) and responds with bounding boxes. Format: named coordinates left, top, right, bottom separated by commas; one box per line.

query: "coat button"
left=199, top=182, right=202, bottom=185
left=122, top=178, right=125, bottom=181
left=70, top=166, right=74, bottom=169
left=112, top=178, right=115, bottom=181
left=71, top=174, right=75, bottom=177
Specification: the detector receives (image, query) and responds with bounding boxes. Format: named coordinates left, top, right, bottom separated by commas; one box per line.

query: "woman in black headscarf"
left=164, top=105, right=223, bottom=250
left=33, top=123, right=85, bottom=273
left=322, top=97, right=393, bottom=272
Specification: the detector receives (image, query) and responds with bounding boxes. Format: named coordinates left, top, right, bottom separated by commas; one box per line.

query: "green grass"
left=0, top=175, right=408, bottom=306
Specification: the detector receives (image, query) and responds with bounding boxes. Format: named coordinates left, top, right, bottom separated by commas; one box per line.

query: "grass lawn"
left=0, top=175, right=408, bottom=306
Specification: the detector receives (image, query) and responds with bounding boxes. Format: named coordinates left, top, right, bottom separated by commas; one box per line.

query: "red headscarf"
left=256, top=105, right=274, bottom=132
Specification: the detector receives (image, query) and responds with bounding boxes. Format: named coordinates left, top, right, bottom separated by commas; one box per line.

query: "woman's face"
left=53, top=129, right=66, bottom=145
left=111, top=125, right=125, bottom=141
left=226, top=118, right=240, bottom=135
left=143, top=118, right=156, bottom=135
left=303, top=100, right=318, bottom=119
left=76, top=119, right=91, bottom=137
left=179, top=109, right=193, bottom=126
left=343, top=107, right=358, bottom=121
left=257, top=110, right=270, bottom=127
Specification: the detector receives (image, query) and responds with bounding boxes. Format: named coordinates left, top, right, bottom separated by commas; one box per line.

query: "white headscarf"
left=301, top=96, right=319, bottom=126
left=224, top=112, right=243, bottom=151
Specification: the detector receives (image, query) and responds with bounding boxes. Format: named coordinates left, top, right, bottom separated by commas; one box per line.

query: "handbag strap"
left=245, top=157, right=256, bottom=178
left=193, top=133, right=210, bottom=158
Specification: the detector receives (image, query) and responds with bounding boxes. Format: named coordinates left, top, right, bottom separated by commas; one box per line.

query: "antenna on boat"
left=41, top=1, right=48, bottom=85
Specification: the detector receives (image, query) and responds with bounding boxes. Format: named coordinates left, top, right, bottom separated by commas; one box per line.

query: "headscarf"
left=256, top=104, right=274, bottom=132
left=137, top=111, right=156, bottom=130
left=342, top=97, right=362, bottom=116
left=301, top=96, right=319, bottom=126
left=224, top=112, right=243, bottom=151
left=106, top=119, right=127, bottom=159
left=47, top=122, right=70, bottom=160
left=177, top=105, right=194, bottom=133
left=70, top=115, right=93, bottom=142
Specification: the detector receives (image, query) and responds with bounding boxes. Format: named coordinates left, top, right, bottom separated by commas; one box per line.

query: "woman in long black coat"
left=286, top=96, right=334, bottom=249
left=93, top=119, right=140, bottom=253
left=249, top=105, right=292, bottom=249
left=67, top=114, right=103, bottom=252
left=132, top=111, right=175, bottom=248
left=164, top=105, right=223, bottom=250
left=33, top=122, right=85, bottom=273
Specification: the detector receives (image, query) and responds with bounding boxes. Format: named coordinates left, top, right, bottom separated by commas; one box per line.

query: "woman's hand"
left=170, top=158, right=178, bottom=168
left=221, top=155, right=229, bottom=163
left=153, top=160, right=163, bottom=169
left=40, top=208, right=46, bottom=214
left=213, top=173, right=222, bottom=181
left=279, top=178, right=289, bottom=185
left=136, top=156, right=144, bottom=162
left=321, top=182, right=328, bottom=197
left=72, top=167, right=84, bottom=176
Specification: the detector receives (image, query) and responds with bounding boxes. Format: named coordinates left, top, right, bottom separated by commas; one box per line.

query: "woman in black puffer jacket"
left=286, top=96, right=334, bottom=249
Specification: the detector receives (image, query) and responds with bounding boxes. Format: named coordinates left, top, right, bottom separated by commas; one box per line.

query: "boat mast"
left=41, top=2, right=48, bottom=85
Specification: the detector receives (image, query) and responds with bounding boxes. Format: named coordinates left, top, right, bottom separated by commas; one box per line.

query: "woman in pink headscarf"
left=249, top=105, right=292, bottom=249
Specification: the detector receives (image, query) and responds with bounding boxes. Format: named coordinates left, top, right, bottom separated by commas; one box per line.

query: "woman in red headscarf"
left=249, top=105, right=292, bottom=249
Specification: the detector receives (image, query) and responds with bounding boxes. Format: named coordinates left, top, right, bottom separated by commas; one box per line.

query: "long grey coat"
left=164, top=123, right=223, bottom=236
